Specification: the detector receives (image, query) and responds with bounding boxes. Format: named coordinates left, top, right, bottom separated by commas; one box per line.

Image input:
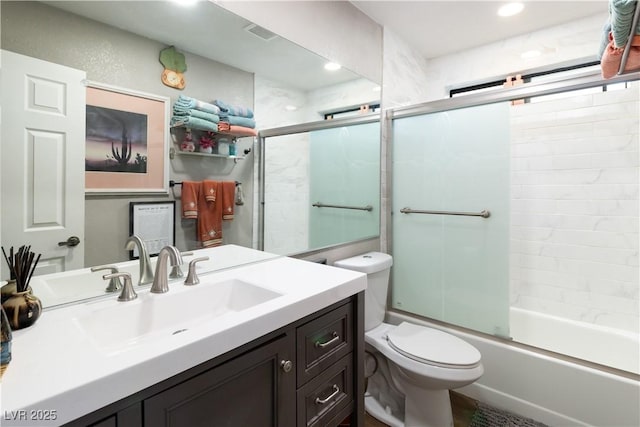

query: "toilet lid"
left=386, top=322, right=481, bottom=368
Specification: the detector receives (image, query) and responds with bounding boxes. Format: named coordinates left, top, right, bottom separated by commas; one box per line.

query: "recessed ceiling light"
left=521, top=50, right=541, bottom=59
left=498, top=2, right=524, bottom=17
left=324, top=62, right=341, bottom=71
left=372, top=86, right=381, bottom=92
left=285, top=105, right=298, bottom=111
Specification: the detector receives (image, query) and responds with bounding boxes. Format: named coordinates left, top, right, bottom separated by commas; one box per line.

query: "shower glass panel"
left=262, top=120, right=380, bottom=255
left=392, top=102, right=511, bottom=338
left=309, top=122, right=380, bottom=248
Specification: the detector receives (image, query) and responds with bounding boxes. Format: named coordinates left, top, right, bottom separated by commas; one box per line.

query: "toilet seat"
left=386, top=322, right=481, bottom=369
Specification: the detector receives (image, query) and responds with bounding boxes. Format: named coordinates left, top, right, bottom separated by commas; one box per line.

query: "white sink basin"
left=74, top=278, right=282, bottom=354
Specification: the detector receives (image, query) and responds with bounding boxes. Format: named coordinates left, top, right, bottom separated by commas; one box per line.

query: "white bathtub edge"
left=510, top=307, right=639, bottom=375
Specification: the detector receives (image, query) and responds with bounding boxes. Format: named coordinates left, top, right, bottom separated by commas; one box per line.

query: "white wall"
left=425, top=13, right=607, bottom=101
left=380, top=13, right=608, bottom=107
left=510, top=85, right=639, bottom=334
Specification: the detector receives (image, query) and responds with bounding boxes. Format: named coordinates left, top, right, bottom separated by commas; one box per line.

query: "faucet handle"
left=169, top=251, right=194, bottom=279
left=184, top=257, right=210, bottom=286
left=103, top=272, right=137, bottom=302
left=91, top=265, right=122, bottom=292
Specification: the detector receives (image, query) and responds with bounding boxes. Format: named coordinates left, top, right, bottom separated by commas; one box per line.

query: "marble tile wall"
left=380, top=28, right=433, bottom=253
left=261, top=134, right=311, bottom=255
left=509, top=84, right=639, bottom=333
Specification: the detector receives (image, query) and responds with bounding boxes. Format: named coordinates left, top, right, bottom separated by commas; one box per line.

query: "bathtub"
left=387, top=310, right=640, bottom=427
left=510, top=307, right=639, bottom=376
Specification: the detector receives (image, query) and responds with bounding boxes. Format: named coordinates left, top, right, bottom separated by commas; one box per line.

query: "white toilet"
left=334, top=252, right=483, bottom=427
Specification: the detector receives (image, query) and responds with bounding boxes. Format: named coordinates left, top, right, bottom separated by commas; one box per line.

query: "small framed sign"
left=129, top=201, right=176, bottom=259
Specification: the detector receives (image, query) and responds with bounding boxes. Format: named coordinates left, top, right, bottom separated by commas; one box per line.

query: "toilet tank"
left=334, top=252, right=393, bottom=331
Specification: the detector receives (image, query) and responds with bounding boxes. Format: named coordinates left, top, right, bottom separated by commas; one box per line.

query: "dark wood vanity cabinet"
left=69, top=292, right=364, bottom=427
left=144, top=333, right=296, bottom=427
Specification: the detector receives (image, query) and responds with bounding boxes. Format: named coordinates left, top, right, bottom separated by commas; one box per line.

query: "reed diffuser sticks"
left=2, top=246, right=41, bottom=293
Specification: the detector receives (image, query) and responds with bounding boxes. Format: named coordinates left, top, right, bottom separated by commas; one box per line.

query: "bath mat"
left=469, top=402, right=548, bottom=427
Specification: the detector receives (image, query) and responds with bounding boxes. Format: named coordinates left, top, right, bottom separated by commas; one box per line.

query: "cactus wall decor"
left=160, top=46, right=187, bottom=89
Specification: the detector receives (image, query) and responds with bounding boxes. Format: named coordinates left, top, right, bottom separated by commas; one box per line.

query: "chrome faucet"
left=184, top=256, right=210, bottom=286
left=151, top=246, right=183, bottom=293
left=124, top=235, right=154, bottom=286
left=169, top=251, right=193, bottom=279
left=103, top=272, right=137, bottom=302
left=91, top=265, right=122, bottom=292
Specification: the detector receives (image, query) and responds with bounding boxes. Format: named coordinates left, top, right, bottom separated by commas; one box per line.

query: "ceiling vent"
left=244, top=23, right=278, bottom=41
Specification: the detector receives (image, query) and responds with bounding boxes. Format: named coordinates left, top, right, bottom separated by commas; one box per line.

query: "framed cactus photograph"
left=85, top=82, right=170, bottom=194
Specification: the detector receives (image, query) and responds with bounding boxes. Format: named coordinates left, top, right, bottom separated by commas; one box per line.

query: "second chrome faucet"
left=151, top=246, right=183, bottom=293
left=124, top=235, right=154, bottom=286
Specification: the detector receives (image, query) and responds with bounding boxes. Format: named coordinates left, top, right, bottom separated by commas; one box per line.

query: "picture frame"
left=85, top=81, right=170, bottom=194
left=129, top=201, right=176, bottom=259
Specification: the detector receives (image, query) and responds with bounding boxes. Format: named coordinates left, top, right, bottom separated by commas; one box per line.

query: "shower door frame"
left=385, top=67, right=640, bottom=341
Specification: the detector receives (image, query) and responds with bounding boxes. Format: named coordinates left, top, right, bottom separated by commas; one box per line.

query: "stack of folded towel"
left=171, top=95, right=221, bottom=132
left=213, top=99, right=257, bottom=137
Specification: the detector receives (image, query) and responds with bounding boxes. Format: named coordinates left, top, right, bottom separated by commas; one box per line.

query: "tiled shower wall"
left=510, top=85, right=639, bottom=333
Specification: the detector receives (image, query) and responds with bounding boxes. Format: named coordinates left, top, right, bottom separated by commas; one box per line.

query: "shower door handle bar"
left=400, top=207, right=491, bottom=218
left=312, top=202, right=373, bottom=212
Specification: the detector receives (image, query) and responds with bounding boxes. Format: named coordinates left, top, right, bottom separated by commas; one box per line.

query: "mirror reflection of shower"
left=261, top=118, right=381, bottom=255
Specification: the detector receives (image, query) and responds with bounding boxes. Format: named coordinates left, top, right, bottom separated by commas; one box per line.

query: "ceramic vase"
left=2, top=287, right=42, bottom=330
left=1, top=305, right=11, bottom=379
left=180, top=141, right=195, bottom=152
left=199, top=146, right=213, bottom=154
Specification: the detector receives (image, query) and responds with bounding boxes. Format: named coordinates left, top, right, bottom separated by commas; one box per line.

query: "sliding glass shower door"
left=391, top=102, right=511, bottom=337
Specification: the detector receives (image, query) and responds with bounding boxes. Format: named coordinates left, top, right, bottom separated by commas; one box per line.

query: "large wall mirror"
left=0, top=1, right=381, bottom=307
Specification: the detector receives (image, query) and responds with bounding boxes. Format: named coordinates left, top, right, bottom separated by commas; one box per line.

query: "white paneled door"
left=1, top=50, right=86, bottom=276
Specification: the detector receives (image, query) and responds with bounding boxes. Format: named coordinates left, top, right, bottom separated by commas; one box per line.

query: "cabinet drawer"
left=296, top=302, right=353, bottom=386
left=297, top=355, right=353, bottom=427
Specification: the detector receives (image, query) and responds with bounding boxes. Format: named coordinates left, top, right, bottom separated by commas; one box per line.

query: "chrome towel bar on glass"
left=400, top=207, right=491, bottom=218
left=312, top=202, right=373, bottom=212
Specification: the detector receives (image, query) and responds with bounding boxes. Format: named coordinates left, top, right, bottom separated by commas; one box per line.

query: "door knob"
left=58, top=236, right=80, bottom=247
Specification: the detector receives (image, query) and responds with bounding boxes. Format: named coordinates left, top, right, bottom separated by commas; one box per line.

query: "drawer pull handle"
left=315, top=384, right=340, bottom=405
left=315, top=332, right=339, bottom=348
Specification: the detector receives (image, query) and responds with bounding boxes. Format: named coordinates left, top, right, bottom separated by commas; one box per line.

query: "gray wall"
left=2, top=1, right=255, bottom=266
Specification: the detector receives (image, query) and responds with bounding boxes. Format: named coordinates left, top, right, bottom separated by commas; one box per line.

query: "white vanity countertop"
left=0, top=252, right=366, bottom=426
left=29, top=244, right=281, bottom=308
